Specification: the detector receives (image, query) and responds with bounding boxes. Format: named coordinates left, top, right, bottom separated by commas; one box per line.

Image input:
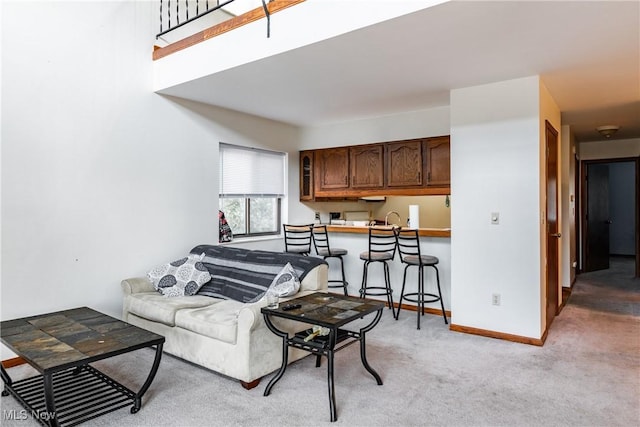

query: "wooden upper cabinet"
left=315, top=147, right=349, bottom=190
left=350, top=144, right=384, bottom=189
left=425, top=136, right=450, bottom=186
left=299, top=151, right=314, bottom=201
left=301, top=135, right=450, bottom=200
left=387, top=140, right=423, bottom=187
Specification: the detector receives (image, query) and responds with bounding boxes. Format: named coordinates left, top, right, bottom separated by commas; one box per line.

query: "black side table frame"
left=262, top=299, right=383, bottom=422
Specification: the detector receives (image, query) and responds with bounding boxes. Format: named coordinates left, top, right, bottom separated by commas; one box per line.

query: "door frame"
left=545, top=120, right=560, bottom=329
left=580, top=156, right=640, bottom=277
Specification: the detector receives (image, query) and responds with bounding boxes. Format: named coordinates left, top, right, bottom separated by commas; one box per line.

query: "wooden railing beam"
left=153, top=0, right=305, bottom=61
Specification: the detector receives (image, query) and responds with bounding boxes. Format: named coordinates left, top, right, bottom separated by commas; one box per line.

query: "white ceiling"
left=163, top=1, right=640, bottom=143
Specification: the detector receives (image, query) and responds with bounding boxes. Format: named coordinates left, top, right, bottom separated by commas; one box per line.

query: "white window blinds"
left=219, top=143, right=286, bottom=197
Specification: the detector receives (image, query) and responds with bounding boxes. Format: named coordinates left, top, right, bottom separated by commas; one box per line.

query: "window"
left=219, top=143, right=285, bottom=238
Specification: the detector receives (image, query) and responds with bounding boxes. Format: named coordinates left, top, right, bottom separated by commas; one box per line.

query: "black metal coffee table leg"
left=359, top=309, right=383, bottom=385
left=43, top=373, right=60, bottom=427
left=327, top=346, right=337, bottom=422
left=1, top=364, right=11, bottom=397
left=131, top=343, right=164, bottom=414
left=263, top=315, right=289, bottom=396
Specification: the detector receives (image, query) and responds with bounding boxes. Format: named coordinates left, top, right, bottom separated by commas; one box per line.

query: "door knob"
left=550, top=233, right=562, bottom=238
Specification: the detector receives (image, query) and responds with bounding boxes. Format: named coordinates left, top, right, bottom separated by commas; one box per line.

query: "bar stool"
left=312, top=225, right=349, bottom=296
left=283, top=224, right=313, bottom=256
left=359, top=227, right=397, bottom=318
left=395, top=228, right=447, bottom=329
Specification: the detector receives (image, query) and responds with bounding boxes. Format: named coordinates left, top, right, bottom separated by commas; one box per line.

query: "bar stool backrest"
left=395, top=228, right=422, bottom=263
left=283, top=224, right=313, bottom=255
left=312, top=225, right=331, bottom=255
left=365, top=227, right=398, bottom=261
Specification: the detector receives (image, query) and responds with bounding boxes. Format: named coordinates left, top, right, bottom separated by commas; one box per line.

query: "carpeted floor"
left=2, top=257, right=639, bottom=426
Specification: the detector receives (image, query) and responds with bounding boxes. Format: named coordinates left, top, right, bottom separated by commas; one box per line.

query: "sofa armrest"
left=121, top=277, right=156, bottom=295
left=299, top=264, right=329, bottom=292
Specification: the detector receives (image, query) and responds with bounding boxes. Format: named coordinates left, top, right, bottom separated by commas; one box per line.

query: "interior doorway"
left=580, top=157, right=639, bottom=278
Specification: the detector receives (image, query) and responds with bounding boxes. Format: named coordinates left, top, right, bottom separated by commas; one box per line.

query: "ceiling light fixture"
left=596, top=125, right=620, bottom=138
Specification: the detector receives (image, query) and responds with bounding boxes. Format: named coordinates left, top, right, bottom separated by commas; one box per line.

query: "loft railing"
left=156, top=0, right=272, bottom=40
left=153, top=0, right=303, bottom=60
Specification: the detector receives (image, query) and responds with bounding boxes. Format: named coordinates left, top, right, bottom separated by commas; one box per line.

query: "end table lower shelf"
left=4, top=365, right=136, bottom=426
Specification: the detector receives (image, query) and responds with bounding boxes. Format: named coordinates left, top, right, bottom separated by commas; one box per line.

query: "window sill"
left=220, top=235, right=283, bottom=245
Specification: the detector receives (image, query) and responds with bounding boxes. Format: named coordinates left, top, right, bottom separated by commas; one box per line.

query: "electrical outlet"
left=492, top=293, right=501, bottom=306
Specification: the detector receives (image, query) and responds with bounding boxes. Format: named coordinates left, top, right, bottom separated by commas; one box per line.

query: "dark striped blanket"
left=190, top=244, right=327, bottom=303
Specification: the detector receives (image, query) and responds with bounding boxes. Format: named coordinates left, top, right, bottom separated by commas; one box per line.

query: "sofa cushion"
left=190, top=245, right=327, bottom=302
left=128, top=293, right=219, bottom=326
left=269, top=262, right=300, bottom=297
left=148, top=253, right=211, bottom=297
left=174, top=300, right=244, bottom=344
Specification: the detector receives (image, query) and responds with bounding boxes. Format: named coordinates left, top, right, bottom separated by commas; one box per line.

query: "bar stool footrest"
left=400, top=292, right=441, bottom=304
left=359, top=287, right=393, bottom=297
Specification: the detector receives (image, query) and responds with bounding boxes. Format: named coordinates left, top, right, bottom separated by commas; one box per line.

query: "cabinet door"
left=299, top=151, right=314, bottom=201
left=425, top=137, right=450, bottom=186
left=350, top=144, right=384, bottom=189
left=387, top=140, right=423, bottom=187
left=316, top=147, right=349, bottom=190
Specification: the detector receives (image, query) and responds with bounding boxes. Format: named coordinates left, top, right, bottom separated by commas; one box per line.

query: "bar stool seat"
left=359, top=227, right=397, bottom=318
left=360, top=251, right=394, bottom=261
left=312, top=225, right=349, bottom=295
left=317, top=247, right=347, bottom=257
left=395, top=228, right=447, bottom=329
left=403, top=254, right=439, bottom=265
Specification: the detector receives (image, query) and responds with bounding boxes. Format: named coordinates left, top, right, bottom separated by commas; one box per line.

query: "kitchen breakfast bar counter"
left=322, top=226, right=451, bottom=316
left=325, top=225, right=451, bottom=238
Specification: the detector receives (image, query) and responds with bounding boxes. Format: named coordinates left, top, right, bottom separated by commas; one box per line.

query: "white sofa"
left=121, top=245, right=328, bottom=389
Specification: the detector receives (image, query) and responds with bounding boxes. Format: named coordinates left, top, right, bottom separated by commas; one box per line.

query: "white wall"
left=579, top=138, right=640, bottom=160
left=560, top=125, right=577, bottom=287
left=0, top=1, right=298, bottom=359
left=450, top=76, right=544, bottom=339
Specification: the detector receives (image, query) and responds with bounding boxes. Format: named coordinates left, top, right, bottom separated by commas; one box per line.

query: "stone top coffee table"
left=0, top=307, right=164, bottom=427
left=261, top=292, right=385, bottom=422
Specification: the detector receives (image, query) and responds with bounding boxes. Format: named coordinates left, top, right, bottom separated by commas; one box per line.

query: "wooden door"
left=585, top=163, right=610, bottom=271
left=387, top=140, right=423, bottom=187
left=350, top=144, right=384, bottom=189
left=545, top=121, right=560, bottom=330
left=425, top=137, right=451, bottom=186
left=316, top=147, right=349, bottom=191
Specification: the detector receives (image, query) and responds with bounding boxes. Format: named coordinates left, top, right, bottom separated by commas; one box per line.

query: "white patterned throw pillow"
left=268, top=262, right=301, bottom=297
left=148, top=253, right=211, bottom=297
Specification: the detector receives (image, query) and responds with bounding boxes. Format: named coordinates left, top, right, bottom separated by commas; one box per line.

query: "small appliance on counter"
left=329, top=212, right=344, bottom=225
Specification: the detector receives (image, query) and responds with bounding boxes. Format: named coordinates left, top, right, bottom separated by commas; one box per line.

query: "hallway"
left=569, top=256, right=639, bottom=316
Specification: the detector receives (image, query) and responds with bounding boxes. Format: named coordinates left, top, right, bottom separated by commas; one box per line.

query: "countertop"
left=325, top=225, right=451, bottom=238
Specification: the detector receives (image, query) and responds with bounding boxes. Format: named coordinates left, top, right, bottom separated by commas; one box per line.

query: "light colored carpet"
left=2, top=258, right=639, bottom=426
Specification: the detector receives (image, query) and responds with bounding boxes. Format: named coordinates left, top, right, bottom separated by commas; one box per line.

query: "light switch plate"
left=491, top=212, right=499, bottom=225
